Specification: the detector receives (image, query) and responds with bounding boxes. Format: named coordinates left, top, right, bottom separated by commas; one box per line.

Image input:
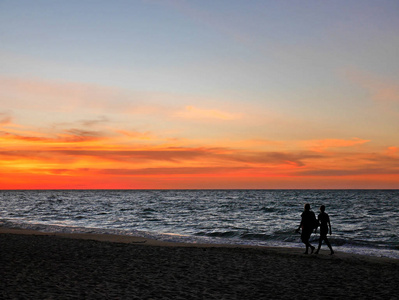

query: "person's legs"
left=301, top=230, right=314, bottom=254
left=315, top=236, right=323, bottom=254
left=301, top=234, right=308, bottom=254
left=325, top=237, right=334, bottom=254
left=315, top=233, right=334, bottom=255
left=308, top=241, right=315, bottom=254
left=315, top=228, right=328, bottom=254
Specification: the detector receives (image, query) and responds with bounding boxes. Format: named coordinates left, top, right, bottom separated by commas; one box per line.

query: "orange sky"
left=1, top=97, right=398, bottom=189
left=1, top=1, right=399, bottom=189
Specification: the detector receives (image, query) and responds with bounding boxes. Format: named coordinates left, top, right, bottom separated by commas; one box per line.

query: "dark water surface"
left=1, top=190, right=398, bottom=258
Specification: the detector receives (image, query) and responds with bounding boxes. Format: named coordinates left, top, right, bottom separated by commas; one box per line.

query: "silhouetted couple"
left=296, top=203, right=334, bottom=255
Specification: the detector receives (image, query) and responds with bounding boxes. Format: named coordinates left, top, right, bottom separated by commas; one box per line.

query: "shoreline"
left=0, top=225, right=399, bottom=263
left=1, top=226, right=398, bottom=263
left=1, top=227, right=399, bottom=299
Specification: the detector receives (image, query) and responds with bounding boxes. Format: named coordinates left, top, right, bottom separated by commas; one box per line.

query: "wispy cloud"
left=116, top=129, right=155, bottom=140
left=299, top=167, right=399, bottom=177
left=302, top=138, right=370, bottom=152
left=58, top=129, right=105, bottom=143
left=345, top=69, right=399, bottom=104
left=1, top=134, right=398, bottom=189
left=98, top=166, right=249, bottom=176
left=1, top=77, right=244, bottom=125
left=0, top=111, right=12, bottom=125
left=0, top=76, right=136, bottom=113
left=386, top=146, right=399, bottom=157
left=78, top=116, right=110, bottom=127
left=0, top=128, right=107, bottom=144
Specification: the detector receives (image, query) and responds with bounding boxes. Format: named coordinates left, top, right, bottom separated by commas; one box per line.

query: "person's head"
left=320, top=205, right=325, bottom=212
left=304, top=203, right=310, bottom=211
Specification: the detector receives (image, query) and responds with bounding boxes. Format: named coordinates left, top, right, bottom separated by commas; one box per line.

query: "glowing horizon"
left=1, top=1, right=399, bottom=189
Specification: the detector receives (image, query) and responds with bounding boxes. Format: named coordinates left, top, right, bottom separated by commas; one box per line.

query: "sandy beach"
left=1, top=227, right=398, bottom=299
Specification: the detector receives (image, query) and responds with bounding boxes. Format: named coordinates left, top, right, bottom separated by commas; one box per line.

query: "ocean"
left=1, top=190, right=398, bottom=259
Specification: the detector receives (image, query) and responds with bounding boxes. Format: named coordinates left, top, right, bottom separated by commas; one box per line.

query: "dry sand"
left=1, top=227, right=398, bottom=299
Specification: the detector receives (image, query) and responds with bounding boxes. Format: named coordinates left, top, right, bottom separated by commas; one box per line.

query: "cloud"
left=98, top=166, right=249, bottom=176
left=53, top=116, right=110, bottom=128
left=345, top=69, right=399, bottom=103
left=0, top=112, right=12, bottom=125
left=0, top=142, right=319, bottom=171
left=221, top=151, right=321, bottom=167
left=116, top=129, right=155, bottom=140
left=50, top=147, right=225, bottom=164
left=1, top=77, right=244, bottom=125
left=303, top=138, right=370, bottom=152
left=296, top=149, right=399, bottom=177
left=0, top=77, right=161, bottom=114
left=0, top=128, right=106, bottom=144
left=299, top=167, right=399, bottom=177
left=175, top=105, right=241, bottom=120
left=58, top=129, right=105, bottom=142
left=78, top=116, right=110, bottom=127
left=0, top=131, right=46, bottom=142
left=2, top=140, right=399, bottom=187
left=386, top=146, right=399, bottom=157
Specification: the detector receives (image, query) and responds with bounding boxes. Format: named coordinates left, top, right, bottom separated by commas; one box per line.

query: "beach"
left=1, top=227, right=398, bottom=299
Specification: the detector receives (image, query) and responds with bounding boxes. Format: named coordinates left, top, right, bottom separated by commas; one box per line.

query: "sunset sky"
left=1, top=0, right=399, bottom=189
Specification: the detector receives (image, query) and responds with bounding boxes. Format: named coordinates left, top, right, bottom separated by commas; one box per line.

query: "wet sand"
left=1, top=228, right=398, bottom=299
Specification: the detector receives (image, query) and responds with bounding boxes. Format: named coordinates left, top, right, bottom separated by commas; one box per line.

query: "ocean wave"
left=195, top=231, right=239, bottom=238
left=195, top=231, right=289, bottom=242
left=260, top=207, right=276, bottom=213
left=142, top=208, right=157, bottom=214
left=1, top=189, right=398, bottom=259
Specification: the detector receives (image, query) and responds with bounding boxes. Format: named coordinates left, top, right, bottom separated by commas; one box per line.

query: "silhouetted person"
left=315, top=205, right=334, bottom=255
left=296, top=203, right=316, bottom=254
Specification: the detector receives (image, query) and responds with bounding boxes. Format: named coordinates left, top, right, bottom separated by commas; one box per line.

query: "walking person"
left=315, top=205, right=334, bottom=255
left=296, top=203, right=317, bottom=254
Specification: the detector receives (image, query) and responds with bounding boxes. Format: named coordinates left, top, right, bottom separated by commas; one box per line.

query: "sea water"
left=0, top=190, right=398, bottom=259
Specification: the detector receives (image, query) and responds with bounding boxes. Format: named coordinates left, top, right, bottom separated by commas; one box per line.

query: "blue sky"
left=3, top=0, right=398, bottom=92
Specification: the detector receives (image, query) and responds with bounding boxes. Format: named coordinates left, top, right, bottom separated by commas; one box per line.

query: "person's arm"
left=328, top=215, right=332, bottom=235
left=296, top=219, right=302, bottom=233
